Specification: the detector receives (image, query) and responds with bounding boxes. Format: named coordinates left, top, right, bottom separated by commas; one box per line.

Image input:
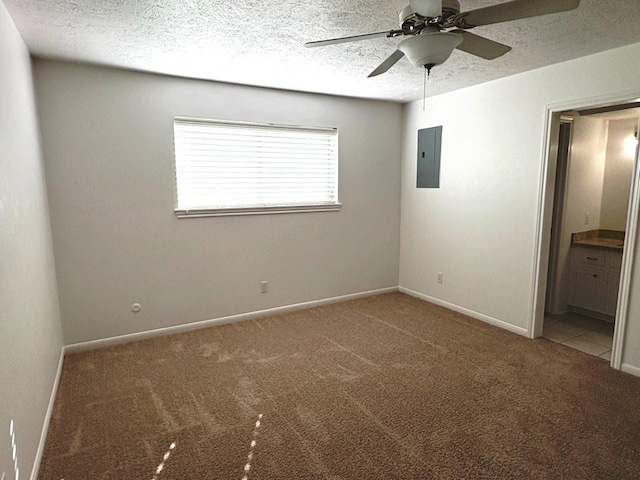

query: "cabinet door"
left=570, top=265, right=607, bottom=313
left=605, top=267, right=622, bottom=316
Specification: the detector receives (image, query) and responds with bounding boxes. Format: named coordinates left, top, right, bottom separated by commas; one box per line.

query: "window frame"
left=172, top=116, right=341, bottom=218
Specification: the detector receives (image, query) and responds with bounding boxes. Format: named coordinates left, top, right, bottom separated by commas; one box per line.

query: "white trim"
left=30, top=348, right=65, bottom=480
left=173, top=116, right=338, bottom=134
left=543, top=89, right=640, bottom=116
left=65, top=287, right=399, bottom=352
left=176, top=203, right=341, bottom=218
left=529, top=106, right=557, bottom=339
left=399, top=287, right=529, bottom=337
left=621, top=363, right=640, bottom=378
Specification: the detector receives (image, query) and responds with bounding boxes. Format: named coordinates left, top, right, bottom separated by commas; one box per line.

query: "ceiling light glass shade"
left=398, top=32, right=463, bottom=68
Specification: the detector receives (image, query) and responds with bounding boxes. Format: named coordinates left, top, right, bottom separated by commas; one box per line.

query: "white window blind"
left=173, top=117, right=339, bottom=216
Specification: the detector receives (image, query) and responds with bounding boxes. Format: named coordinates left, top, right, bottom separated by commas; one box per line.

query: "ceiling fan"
left=305, top=0, right=581, bottom=77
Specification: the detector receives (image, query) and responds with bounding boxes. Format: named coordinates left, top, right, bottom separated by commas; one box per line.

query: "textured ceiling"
left=4, top=0, right=640, bottom=103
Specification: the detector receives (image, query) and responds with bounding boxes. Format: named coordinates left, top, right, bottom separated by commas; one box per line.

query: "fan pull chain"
left=422, top=64, right=433, bottom=112
left=423, top=66, right=427, bottom=111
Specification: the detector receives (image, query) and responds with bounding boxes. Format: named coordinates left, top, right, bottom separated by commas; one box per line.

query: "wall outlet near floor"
left=585, top=212, right=591, bottom=225
left=260, top=281, right=268, bottom=294
left=437, top=272, right=443, bottom=284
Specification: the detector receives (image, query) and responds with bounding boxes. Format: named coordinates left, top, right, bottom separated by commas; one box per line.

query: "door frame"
left=545, top=118, right=573, bottom=315
left=529, top=89, right=640, bottom=371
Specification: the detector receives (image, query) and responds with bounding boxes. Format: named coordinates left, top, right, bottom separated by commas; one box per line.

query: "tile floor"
left=543, top=311, right=614, bottom=360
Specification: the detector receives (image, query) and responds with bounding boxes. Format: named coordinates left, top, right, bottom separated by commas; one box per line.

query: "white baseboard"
left=65, top=286, right=399, bottom=353
left=399, top=287, right=529, bottom=337
left=30, top=348, right=65, bottom=480
left=621, top=363, right=640, bottom=378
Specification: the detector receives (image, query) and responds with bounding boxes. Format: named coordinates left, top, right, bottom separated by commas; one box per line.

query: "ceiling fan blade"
left=305, top=30, right=401, bottom=48
left=368, top=50, right=406, bottom=78
left=459, top=0, right=580, bottom=27
left=452, top=30, right=512, bottom=60
left=410, top=0, right=442, bottom=17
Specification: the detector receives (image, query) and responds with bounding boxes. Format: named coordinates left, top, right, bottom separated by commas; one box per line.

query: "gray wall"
left=34, top=60, right=403, bottom=345
left=399, top=42, right=640, bottom=340
left=601, top=117, right=638, bottom=231
left=0, top=4, right=63, bottom=479
left=552, top=115, right=608, bottom=313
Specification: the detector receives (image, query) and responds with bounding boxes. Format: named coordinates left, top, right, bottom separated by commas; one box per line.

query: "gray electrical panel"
left=417, top=126, right=442, bottom=188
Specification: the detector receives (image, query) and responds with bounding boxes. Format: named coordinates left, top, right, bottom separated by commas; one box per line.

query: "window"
left=173, top=117, right=340, bottom=217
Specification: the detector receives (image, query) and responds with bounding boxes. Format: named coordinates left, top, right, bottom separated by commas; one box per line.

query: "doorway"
left=532, top=96, right=640, bottom=370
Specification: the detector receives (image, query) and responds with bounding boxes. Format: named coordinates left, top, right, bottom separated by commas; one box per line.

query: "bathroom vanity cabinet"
left=568, top=246, right=622, bottom=317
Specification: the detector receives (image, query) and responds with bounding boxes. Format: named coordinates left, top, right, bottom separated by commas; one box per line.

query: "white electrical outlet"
left=260, top=281, right=268, bottom=293
left=584, top=213, right=590, bottom=225
left=437, top=272, right=443, bottom=284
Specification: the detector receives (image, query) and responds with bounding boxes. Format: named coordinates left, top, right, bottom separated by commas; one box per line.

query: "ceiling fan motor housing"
left=400, top=0, right=460, bottom=25
left=400, top=0, right=462, bottom=33
left=442, top=0, right=461, bottom=14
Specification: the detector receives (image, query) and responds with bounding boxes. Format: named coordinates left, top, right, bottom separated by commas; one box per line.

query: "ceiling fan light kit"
left=398, top=32, right=463, bottom=70
left=305, top=0, right=582, bottom=78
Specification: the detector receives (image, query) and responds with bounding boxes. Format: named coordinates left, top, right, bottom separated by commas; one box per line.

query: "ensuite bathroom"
left=543, top=103, right=640, bottom=359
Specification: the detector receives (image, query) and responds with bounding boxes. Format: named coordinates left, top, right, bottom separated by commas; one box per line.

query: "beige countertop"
left=571, top=229, right=624, bottom=251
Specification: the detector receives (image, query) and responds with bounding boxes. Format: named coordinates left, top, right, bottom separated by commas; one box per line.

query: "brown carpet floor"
left=39, top=293, right=640, bottom=479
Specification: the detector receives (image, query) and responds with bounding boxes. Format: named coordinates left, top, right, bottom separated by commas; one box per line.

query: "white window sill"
left=175, top=203, right=342, bottom=218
